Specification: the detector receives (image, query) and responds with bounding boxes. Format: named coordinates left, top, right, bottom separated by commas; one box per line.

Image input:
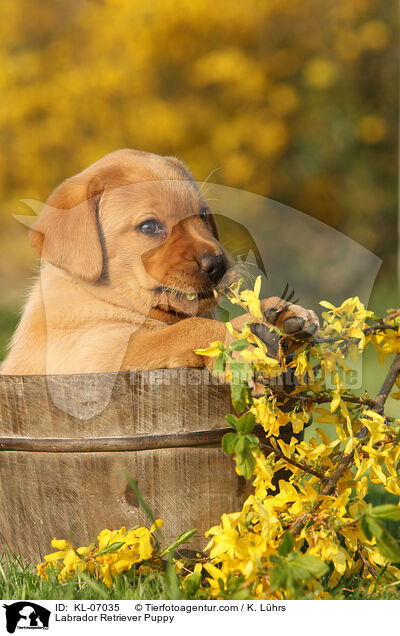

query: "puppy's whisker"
left=199, top=166, right=220, bottom=194
left=236, top=261, right=261, bottom=270
left=234, top=264, right=258, bottom=286
left=236, top=266, right=257, bottom=279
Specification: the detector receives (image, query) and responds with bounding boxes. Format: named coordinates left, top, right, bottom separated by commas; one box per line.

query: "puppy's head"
left=30, top=149, right=235, bottom=317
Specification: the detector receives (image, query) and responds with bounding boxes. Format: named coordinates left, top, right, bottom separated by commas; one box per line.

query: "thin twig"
left=363, top=323, right=398, bottom=336
left=357, top=541, right=377, bottom=577
left=259, top=440, right=328, bottom=483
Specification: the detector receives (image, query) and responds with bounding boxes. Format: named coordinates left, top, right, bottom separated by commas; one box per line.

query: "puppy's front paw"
left=260, top=297, right=319, bottom=339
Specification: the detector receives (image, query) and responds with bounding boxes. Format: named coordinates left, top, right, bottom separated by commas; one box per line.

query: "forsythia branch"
left=315, top=321, right=398, bottom=345
left=268, top=387, right=379, bottom=411
left=288, top=352, right=400, bottom=537
left=375, top=354, right=400, bottom=413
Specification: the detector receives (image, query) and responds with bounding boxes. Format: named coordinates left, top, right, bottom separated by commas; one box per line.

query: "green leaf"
left=230, top=376, right=245, bottom=402
left=165, top=556, right=182, bottom=600
left=245, top=433, right=260, bottom=448
left=235, top=436, right=246, bottom=453
left=214, top=353, right=226, bottom=374
left=363, top=515, right=400, bottom=562
left=278, top=532, right=294, bottom=557
left=236, top=446, right=255, bottom=479
left=230, top=338, right=250, bottom=351
left=230, top=360, right=253, bottom=384
left=371, top=505, right=400, bottom=521
left=230, top=380, right=244, bottom=404
left=361, top=516, right=373, bottom=541
left=366, top=517, right=384, bottom=541
left=375, top=529, right=400, bottom=562
left=231, top=394, right=248, bottom=415
left=292, top=555, right=329, bottom=578
left=159, top=529, right=196, bottom=558
left=98, top=541, right=126, bottom=555
left=183, top=571, right=201, bottom=596
left=236, top=411, right=255, bottom=434
left=288, top=561, right=310, bottom=581
left=230, top=589, right=252, bottom=600
left=270, top=562, right=288, bottom=590
left=230, top=384, right=251, bottom=415
left=225, top=414, right=238, bottom=430
left=222, top=432, right=238, bottom=455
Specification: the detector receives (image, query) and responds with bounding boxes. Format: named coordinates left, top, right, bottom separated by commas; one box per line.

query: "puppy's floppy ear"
left=30, top=173, right=104, bottom=283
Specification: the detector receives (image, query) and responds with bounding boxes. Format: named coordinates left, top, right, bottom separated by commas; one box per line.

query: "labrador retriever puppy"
left=1, top=149, right=318, bottom=376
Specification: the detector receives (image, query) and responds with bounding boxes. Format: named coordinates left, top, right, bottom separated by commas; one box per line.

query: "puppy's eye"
left=199, top=208, right=209, bottom=223
left=137, top=219, right=163, bottom=235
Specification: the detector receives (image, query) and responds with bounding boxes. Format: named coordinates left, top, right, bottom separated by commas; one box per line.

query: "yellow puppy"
left=2, top=149, right=318, bottom=375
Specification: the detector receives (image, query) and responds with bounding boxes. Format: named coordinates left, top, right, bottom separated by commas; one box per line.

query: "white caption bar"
left=1, top=599, right=396, bottom=635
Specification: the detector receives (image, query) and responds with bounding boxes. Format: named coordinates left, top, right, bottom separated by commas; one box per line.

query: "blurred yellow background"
left=0, top=0, right=397, bottom=355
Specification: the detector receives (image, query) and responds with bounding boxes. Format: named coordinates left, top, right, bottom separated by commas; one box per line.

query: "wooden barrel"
left=0, top=368, right=251, bottom=562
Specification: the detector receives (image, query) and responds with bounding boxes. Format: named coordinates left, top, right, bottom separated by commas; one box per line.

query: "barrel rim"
left=0, top=425, right=266, bottom=452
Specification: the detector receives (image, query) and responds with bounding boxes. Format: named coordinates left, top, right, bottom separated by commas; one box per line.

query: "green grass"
left=0, top=552, right=171, bottom=600
left=0, top=547, right=220, bottom=601
left=1, top=546, right=400, bottom=600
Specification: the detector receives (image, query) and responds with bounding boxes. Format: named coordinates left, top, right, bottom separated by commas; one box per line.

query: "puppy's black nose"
left=199, top=253, right=227, bottom=284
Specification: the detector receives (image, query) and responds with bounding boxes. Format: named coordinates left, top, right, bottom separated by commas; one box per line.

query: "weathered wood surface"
left=0, top=369, right=251, bottom=561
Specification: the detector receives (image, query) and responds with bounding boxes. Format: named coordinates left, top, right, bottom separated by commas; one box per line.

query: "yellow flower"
left=292, top=351, right=314, bottom=383
left=203, top=562, right=226, bottom=594
left=230, top=276, right=263, bottom=319
left=385, top=478, right=400, bottom=496
left=101, top=564, right=113, bottom=588
left=195, top=340, right=223, bottom=357
left=289, top=408, right=310, bottom=434
left=36, top=562, right=48, bottom=580
left=37, top=521, right=162, bottom=585
left=356, top=476, right=368, bottom=500
left=150, top=519, right=163, bottom=533
left=131, top=527, right=153, bottom=560
left=51, top=538, right=72, bottom=551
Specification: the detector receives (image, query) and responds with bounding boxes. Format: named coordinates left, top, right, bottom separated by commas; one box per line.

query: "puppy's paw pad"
left=260, top=297, right=319, bottom=339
